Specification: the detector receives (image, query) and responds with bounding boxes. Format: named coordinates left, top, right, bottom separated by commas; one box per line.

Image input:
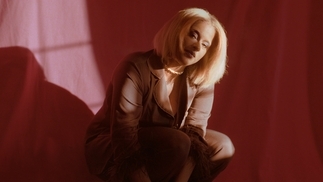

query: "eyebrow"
left=191, top=29, right=211, bottom=46
left=191, top=29, right=200, bottom=37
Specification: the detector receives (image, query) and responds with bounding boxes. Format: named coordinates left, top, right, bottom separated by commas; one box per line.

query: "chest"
left=139, top=75, right=196, bottom=128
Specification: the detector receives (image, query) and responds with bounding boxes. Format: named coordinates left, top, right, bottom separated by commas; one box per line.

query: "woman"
left=85, top=7, right=234, bottom=182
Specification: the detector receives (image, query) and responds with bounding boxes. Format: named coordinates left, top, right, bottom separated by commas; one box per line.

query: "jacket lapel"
left=148, top=53, right=173, bottom=116
left=177, top=73, right=197, bottom=127
left=147, top=52, right=197, bottom=125
left=154, top=77, right=174, bottom=115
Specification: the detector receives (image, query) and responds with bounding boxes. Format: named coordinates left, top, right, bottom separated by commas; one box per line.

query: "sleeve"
left=84, top=53, right=146, bottom=177
left=180, top=85, right=216, bottom=178
left=109, top=57, right=145, bottom=160
left=184, top=84, right=215, bottom=137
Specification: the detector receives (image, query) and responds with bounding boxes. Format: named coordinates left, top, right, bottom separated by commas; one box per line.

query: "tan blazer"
left=85, top=50, right=215, bottom=174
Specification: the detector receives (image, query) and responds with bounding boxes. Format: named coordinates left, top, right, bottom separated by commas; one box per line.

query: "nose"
left=192, top=41, right=201, bottom=51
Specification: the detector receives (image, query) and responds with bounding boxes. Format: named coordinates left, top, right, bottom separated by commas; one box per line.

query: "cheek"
left=198, top=49, right=207, bottom=59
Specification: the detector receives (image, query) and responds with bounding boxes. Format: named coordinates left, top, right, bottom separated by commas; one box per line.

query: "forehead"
left=190, top=21, right=215, bottom=41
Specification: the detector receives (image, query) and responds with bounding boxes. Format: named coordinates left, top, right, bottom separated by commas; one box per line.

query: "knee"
left=154, top=131, right=191, bottom=169
left=218, top=135, right=235, bottom=159
left=206, top=131, right=235, bottom=161
left=168, top=131, right=191, bottom=156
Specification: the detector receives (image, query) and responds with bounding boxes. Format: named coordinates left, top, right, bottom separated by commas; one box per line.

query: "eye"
left=202, top=42, right=210, bottom=48
left=190, top=31, right=198, bottom=39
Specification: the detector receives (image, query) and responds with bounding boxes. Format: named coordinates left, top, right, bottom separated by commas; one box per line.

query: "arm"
left=84, top=54, right=145, bottom=175
left=184, top=84, right=215, bottom=137
left=109, top=57, right=145, bottom=160
left=180, top=84, right=215, bottom=178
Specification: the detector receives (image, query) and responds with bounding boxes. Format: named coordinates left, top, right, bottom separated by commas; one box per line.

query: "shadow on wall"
left=0, top=46, right=100, bottom=181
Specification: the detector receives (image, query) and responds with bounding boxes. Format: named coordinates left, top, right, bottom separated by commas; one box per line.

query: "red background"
left=1, top=0, right=322, bottom=181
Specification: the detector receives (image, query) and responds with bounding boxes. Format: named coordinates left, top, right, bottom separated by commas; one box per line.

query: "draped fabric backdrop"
left=0, top=0, right=322, bottom=181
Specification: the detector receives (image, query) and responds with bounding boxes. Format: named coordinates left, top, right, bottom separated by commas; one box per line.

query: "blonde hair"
left=153, top=8, right=227, bottom=88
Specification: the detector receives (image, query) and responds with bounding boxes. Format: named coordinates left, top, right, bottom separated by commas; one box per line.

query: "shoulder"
left=195, top=84, right=215, bottom=96
left=112, top=50, right=156, bottom=83
left=122, top=50, right=154, bottom=66
left=113, top=50, right=154, bottom=75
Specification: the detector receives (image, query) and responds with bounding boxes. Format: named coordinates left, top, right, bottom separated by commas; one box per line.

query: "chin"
left=184, top=58, right=200, bottom=67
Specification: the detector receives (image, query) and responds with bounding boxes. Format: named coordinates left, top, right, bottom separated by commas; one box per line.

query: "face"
left=177, top=21, right=215, bottom=66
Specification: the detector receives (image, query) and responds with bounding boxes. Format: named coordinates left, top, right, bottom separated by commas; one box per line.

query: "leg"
left=129, top=166, right=151, bottom=182
left=188, top=129, right=234, bottom=182
left=137, top=127, right=191, bottom=182
left=174, top=157, right=195, bottom=182
left=204, top=129, right=235, bottom=181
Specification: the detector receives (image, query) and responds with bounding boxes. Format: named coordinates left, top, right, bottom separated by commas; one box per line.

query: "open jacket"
left=85, top=50, right=215, bottom=175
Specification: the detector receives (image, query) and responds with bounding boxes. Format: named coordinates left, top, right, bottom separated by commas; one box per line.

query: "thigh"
left=138, top=126, right=190, bottom=150
left=137, top=127, right=191, bottom=181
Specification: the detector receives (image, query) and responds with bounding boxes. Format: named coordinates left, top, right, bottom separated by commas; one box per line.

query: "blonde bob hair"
left=153, top=8, right=227, bottom=88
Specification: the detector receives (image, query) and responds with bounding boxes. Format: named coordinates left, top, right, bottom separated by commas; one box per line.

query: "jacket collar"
left=147, top=50, right=164, bottom=79
left=147, top=51, right=173, bottom=115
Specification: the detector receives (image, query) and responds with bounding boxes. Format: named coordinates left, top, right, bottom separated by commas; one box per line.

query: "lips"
left=184, top=49, right=195, bottom=58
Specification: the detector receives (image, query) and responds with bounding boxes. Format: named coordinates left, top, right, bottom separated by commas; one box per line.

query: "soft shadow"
left=0, top=46, right=100, bottom=181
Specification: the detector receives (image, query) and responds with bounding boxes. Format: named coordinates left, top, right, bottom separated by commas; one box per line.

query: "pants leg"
left=137, top=127, right=191, bottom=182
left=189, top=129, right=235, bottom=182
